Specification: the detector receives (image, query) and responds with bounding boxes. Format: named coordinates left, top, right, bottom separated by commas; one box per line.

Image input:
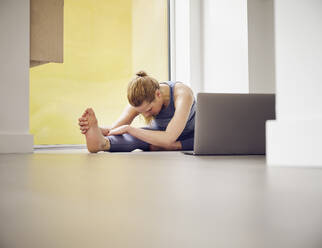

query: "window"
left=30, top=0, right=169, bottom=145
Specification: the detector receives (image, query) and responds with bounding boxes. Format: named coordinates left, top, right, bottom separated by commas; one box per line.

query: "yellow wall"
left=132, top=0, right=168, bottom=81
left=30, top=0, right=168, bottom=145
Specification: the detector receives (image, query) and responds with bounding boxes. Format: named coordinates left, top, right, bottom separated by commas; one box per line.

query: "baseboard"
left=34, top=144, right=86, bottom=150
left=0, top=133, right=34, bottom=154
left=266, top=119, right=322, bottom=167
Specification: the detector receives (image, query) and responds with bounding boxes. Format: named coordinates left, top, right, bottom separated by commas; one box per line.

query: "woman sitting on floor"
left=78, top=71, right=196, bottom=152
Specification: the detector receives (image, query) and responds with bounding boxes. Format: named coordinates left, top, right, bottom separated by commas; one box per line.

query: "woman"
left=78, top=71, right=195, bottom=152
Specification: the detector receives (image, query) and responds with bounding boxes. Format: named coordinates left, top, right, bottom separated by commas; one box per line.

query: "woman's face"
left=134, top=90, right=163, bottom=118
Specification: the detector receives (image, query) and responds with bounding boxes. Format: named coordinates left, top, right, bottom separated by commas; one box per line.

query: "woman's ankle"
left=101, top=138, right=110, bottom=151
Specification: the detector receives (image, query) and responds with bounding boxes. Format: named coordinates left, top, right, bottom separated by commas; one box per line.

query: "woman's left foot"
left=84, top=108, right=110, bottom=153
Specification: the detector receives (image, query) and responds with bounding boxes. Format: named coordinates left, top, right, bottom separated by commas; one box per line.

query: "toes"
left=80, top=127, right=88, bottom=134
left=79, top=121, right=88, bottom=126
left=81, top=108, right=97, bottom=126
left=79, top=117, right=88, bottom=123
left=83, top=108, right=95, bottom=118
left=82, top=108, right=91, bottom=117
left=87, top=109, right=94, bottom=116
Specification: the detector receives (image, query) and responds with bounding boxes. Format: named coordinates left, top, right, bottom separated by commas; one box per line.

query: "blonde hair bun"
left=136, top=70, right=148, bottom=77
left=128, top=71, right=159, bottom=107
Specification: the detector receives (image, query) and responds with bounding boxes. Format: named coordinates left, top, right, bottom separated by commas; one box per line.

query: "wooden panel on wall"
left=30, top=61, right=49, bottom=67
left=30, top=0, right=63, bottom=65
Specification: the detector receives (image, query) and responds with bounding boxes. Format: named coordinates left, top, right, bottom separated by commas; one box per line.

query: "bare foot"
left=84, top=108, right=110, bottom=153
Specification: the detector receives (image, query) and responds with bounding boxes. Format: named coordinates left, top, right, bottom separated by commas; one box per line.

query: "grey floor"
left=1, top=149, right=322, bottom=248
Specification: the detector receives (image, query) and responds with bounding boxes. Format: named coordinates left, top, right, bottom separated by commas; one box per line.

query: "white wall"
left=248, top=0, right=275, bottom=93
left=189, top=0, right=203, bottom=94
left=266, top=0, right=322, bottom=166
left=171, top=0, right=275, bottom=94
left=173, top=0, right=190, bottom=86
left=171, top=0, right=203, bottom=95
left=203, top=0, right=249, bottom=93
left=0, top=0, right=33, bottom=153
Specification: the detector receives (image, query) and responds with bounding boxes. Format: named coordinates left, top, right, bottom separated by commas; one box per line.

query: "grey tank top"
left=151, top=81, right=196, bottom=135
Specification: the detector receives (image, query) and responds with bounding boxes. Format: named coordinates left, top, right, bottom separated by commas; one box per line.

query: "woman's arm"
left=100, top=105, right=139, bottom=135
left=109, top=105, right=139, bottom=129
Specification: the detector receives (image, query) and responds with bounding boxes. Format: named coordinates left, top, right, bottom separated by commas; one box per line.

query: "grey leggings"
left=106, top=127, right=194, bottom=152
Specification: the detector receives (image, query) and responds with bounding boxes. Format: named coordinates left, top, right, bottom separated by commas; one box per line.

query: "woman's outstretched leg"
left=107, top=132, right=150, bottom=152
left=149, top=141, right=182, bottom=151
left=82, top=111, right=187, bottom=152
left=84, top=108, right=110, bottom=153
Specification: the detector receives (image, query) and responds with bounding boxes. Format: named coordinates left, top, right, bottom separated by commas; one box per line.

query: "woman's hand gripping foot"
left=79, top=108, right=110, bottom=153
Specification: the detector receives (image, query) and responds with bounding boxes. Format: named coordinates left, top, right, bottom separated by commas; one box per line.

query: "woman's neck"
left=160, top=84, right=170, bottom=107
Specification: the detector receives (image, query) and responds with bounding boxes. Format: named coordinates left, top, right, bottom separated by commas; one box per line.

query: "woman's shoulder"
left=160, top=81, right=193, bottom=97
left=173, top=82, right=193, bottom=95
left=172, top=82, right=194, bottom=107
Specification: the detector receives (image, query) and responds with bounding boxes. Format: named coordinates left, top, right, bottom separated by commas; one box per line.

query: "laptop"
left=184, top=93, right=275, bottom=155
